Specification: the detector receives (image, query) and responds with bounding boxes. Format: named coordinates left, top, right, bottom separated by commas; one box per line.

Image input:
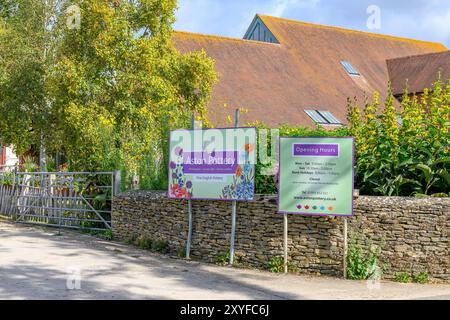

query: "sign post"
left=284, top=213, right=288, bottom=273
left=169, top=123, right=256, bottom=263
left=229, top=109, right=240, bottom=265
left=185, top=115, right=195, bottom=260
left=343, top=217, right=348, bottom=279
left=278, top=137, right=354, bottom=274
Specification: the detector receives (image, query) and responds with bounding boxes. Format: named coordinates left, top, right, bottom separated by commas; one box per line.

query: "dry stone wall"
left=112, top=191, right=449, bottom=282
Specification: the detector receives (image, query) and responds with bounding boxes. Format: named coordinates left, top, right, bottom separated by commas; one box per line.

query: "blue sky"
left=174, top=0, right=450, bottom=47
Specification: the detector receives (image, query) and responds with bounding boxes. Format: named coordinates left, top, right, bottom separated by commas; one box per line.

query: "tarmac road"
left=0, top=220, right=449, bottom=300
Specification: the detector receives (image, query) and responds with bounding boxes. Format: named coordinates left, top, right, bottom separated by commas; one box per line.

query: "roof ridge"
left=387, top=50, right=450, bottom=62
left=257, top=14, right=448, bottom=48
left=173, top=30, right=280, bottom=46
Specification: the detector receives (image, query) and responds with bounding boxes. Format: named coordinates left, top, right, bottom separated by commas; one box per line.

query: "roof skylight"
left=341, top=60, right=360, bottom=76
left=305, top=110, right=342, bottom=125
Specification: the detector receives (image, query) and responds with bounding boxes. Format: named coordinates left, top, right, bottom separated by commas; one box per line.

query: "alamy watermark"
left=367, top=5, right=381, bottom=30
left=66, top=266, right=111, bottom=290
left=65, top=3, right=81, bottom=30
left=171, top=122, right=279, bottom=176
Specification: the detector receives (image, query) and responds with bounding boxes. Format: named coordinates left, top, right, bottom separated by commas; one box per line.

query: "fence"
left=0, top=171, right=120, bottom=231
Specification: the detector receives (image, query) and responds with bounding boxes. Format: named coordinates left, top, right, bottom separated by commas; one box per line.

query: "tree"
left=0, top=0, right=216, bottom=186
left=0, top=0, right=62, bottom=169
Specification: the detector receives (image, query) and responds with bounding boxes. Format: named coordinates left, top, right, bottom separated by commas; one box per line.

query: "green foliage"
left=348, top=78, right=450, bottom=196
left=102, top=229, right=113, bottom=241
left=215, top=252, right=230, bottom=265
left=178, top=246, right=187, bottom=258
left=412, top=272, right=429, bottom=284
left=346, top=232, right=383, bottom=280
left=254, top=124, right=349, bottom=194
left=123, top=239, right=134, bottom=245
left=136, top=236, right=152, bottom=250
left=151, top=239, right=169, bottom=253
left=215, top=252, right=248, bottom=267
left=395, top=271, right=429, bottom=284
left=22, top=156, right=38, bottom=173
left=267, top=256, right=284, bottom=273
left=394, top=272, right=412, bottom=283
left=0, top=0, right=217, bottom=187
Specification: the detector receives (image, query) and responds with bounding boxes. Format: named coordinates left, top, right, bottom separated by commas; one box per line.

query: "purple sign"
left=183, top=151, right=238, bottom=174
left=293, top=144, right=339, bottom=157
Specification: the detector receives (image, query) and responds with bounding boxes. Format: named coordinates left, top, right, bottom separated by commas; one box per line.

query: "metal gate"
left=0, top=171, right=119, bottom=231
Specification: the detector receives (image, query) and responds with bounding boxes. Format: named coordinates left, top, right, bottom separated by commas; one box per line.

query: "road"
left=0, top=220, right=449, bottom=300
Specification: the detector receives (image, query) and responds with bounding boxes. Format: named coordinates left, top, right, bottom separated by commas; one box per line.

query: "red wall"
left=0, top=146, right=6, bottom=166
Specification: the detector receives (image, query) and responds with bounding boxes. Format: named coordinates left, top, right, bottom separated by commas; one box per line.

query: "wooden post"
left=229, top=109, right=240, bottom=265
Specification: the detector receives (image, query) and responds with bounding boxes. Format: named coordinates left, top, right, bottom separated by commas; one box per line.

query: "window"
left=341, top=60, right=360, bottom=76
left=317, top=111, right=342, bottom=125
left=305, top=110, right=342, bottom=125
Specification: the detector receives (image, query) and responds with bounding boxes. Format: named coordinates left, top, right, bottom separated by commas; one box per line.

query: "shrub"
left=347, top=78, right=450, bottom=196
left=102, top=229, right=113, bottom=241
left=412, top=272, right=429, bottom=284
left=395, top=272, right=412, bottom=283
left=178, top=246, right=187, bottom=258
left=215, top=252, right=248, bottom=267
left=152, top=240, right=169, bottom=253
left=347, top=233, right=383, bottom=280
left=395, top=271, right=429, bottom=284
left=136, top=236, right=152, bottom=250
left=215, top=252, right=230, bottom=265
left=267, top=256, right=284, bottom=273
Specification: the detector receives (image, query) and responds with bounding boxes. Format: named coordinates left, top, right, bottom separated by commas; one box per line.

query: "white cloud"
left=174, top=0, right=450, bottom=47
left=270, top=0, right=320, bottom=17
left=421, top=10, right=450, bottom=42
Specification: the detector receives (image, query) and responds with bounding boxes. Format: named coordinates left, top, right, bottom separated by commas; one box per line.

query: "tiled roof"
left=173, top=14, right=448, bottom=127
left=387, top=51, right=450, bottom=96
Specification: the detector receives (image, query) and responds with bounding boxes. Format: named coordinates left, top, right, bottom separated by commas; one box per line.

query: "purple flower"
left=172, top=173, right=178, bottom=180
left=186, top=181, right=193, bottom=189
left=169, top=161, right=176, bottom=170
left=175, top=147, right=183, bottom=156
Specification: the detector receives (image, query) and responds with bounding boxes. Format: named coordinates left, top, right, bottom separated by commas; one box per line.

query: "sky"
left=174, top=0, right=450, bottom=48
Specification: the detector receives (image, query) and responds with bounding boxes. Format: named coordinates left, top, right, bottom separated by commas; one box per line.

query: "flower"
left=171, top=184, right=188, bottom=198
left=186, top=181, right=193, bottom=189
left=175, top=147, right=183, bottom=156
left=236, top=181, right=254, bottom=200
left=235, top=165, right=243, bottom=177
left=244, top=143, right=255, bottom=153
left=169, top=161, right=176, bottom=170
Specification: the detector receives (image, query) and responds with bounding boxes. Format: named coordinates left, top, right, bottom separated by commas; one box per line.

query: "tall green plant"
left=348, top=78, right=450, bottom=196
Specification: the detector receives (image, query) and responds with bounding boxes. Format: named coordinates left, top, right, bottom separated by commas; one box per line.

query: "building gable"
left=244, top=15, right=279, bottom=43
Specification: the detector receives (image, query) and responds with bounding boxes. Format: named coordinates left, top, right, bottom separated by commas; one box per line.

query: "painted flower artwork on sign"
left=168, top=128, right=256, bottom=201
left=169, top=147, right=194, bottom=199
left=220, top=144, right=255, bottom=200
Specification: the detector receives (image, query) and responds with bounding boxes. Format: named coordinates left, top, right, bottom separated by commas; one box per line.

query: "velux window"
left=305, top=110, right=342, bottom=125
left=341, top=60, right=360, bottom=76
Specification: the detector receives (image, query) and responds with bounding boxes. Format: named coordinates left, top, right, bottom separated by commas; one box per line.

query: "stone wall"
left=112, top=191, right=449, bottom=283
